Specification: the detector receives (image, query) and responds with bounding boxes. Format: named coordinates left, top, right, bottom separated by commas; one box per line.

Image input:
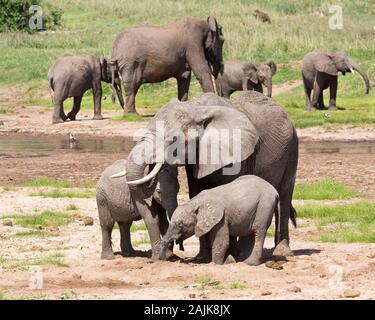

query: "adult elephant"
left=111, top=16, right=225, bottom=113
left=302, top=50, right=370, bottom=111
left=121, top=91, right=298, bottom=258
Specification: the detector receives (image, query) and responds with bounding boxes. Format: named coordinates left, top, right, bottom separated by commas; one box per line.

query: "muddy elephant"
left=215, top=60, right=277, bottom=98
left=114, top=91, right=298, bottom=259
left=160, top=175, right=280, bottom=265
left=111, top=16, right=224, bottom=113
left=301, top=50, right=370, bottom=111
left=96, top=160, right=179, bottom=260
left=48, top=54, right=124, bottom=124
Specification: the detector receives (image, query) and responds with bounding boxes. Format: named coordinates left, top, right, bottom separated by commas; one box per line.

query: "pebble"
left=288, top=286, right=301, bottom=293
left=265, top=261, right=284, bottom=270
left=0, top=121, right=4, bottom=126
left=326, top=160, right=342, bottom=165
left=188, top=293, right=196, bottom=298
left=35, top=224, right=44, bottom=230
left=2, top=219, right=13, bottom=227
left=368, top=250, right=375, bottom=259
left=71, top=273, right=82, bottom=280
left=261, top=290, right=272, bottom=296
left=346, top=254, right=359, bottom=261
left=343, top=289, right=360, bottom=298
left=83, top=216, right=94, bottom=226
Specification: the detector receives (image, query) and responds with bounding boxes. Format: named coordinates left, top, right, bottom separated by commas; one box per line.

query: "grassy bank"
left=0, top=0, right=374, bottom=126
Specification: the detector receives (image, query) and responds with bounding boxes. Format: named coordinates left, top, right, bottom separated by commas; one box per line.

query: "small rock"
left=367, top=250, right=375, bottom=259
left=83, top=216, right=94, bottom=226
left=261, top=290, right=272, bottom=296
left=2, top=219, right=13, bottom=227
left=35, top=224, right=44, bottom=230
left=343, top=289, right=360, bottom=298
left=188, top=293, right=196, bottom=299
left=47, top=226, right=59, bottom=232
left=71, top=273, right=82, bottom=280
left=346, top=254, right=359, bottom=261
left=288, top=286, right=301, bottom=293
left=326, top=160, right=342, bottom=165
left=265, top=261, right=284, bottom=270
left=0, top=121, right=4, bottom=126
left=225, top=254, right=236, bottom=264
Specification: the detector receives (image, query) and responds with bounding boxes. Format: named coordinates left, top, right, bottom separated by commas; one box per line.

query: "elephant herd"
left=47, top=16, right=370, bottom=265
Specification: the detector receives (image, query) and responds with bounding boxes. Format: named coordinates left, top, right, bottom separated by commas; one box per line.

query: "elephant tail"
left=215, top=78, right=223, bottom=97
left=48, top=70, right=54, bottom=102
left=275, top=196, right=282, bottom=244
left=290, top=205, right=297, bottom=228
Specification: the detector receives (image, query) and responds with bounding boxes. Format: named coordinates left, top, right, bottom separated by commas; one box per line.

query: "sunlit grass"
left=29, top=190, right=95, bottom=198
left=22, top=178, right=95, bottom=189
left=5, top=210, right=69, bottom=228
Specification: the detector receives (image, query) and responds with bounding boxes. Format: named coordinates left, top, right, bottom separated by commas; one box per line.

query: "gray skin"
left=216, top=60, right=277, bottom=98
left=123, top=91, right=298, bottom=260
left=111, top=16, right=225, bottom=114
left=160, top=175, right=280, bottom=266
left=301, top=50, right=370, bottom=111
left=48, top=54, right=124, bottom=124
left=96, top=160, right=179, bottom=260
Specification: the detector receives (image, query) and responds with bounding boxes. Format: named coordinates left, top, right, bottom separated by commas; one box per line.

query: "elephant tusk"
left=350, top=68, right=355, bottom=74
left=110, top=170, right=126, bottom=178
left=126, top=163, right=163, bottom=185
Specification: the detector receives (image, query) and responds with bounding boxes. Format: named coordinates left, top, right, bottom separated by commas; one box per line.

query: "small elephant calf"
left=48, top=54, right=124, bottom=124
left=96, top=160, right=179, bottom=260
left=215, top=60, right=276, bottom=98
left=160, top=175, right=280, bottom=266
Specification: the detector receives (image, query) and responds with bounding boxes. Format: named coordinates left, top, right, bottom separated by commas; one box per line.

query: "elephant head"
left=124, top=93, right=259, bottom=199
left=100, top=57, right=125, bottom=109
left=204, top=16, right=225, bottom=78
left=243, top=60, right=277, bottom=97
left=315, top=52, right=370, bottom=94
left=159, top=200, right=224, bottom=260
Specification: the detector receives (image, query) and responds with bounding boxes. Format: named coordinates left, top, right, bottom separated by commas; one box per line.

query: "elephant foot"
left=244, top=256, right=262, bottom=266
left=328, top=106, right=338, bottom=111
left=52, top=117, right=65, bottom=124
left=273, top=239, right=293, bottom=257
left=121, top=248, right=136, bottom=257
left=124, top=110, right=140, bottom=116
left=93, top=114, right=103, bottom=120
left=67, top=112, right=76, bottom=121
left=318, top=106, right=328, bottom=110
left=101, top=250, right=115, bottom=260
left=305, top=106, right=317, bottom=112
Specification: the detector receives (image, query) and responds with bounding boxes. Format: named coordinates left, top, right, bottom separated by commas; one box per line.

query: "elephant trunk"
left=265, top=79, right=272, bottom=97
left=352, top=63, right=370, bottom=94
left=114, top=81, right=125, bottom=110
left=125, top=139, right=161, bottom=199
left=160, top=228, right=178, bottom=260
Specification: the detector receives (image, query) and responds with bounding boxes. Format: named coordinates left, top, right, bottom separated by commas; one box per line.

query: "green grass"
left=29, top=189, right=95, bottom=198
left=0, top=108, right=12, bottom=114
left=112, top=113, right=148, bottom=121
left=22, top=178, right=95, bottom=189
left=66, top=204, right=79, bottom=211
left=296, top=201, right=375, bottom=243
left=5, top=210, right=69, bottom=228
left=61, top=291, right=78, bottom=300
left=1, top=253, right=67, bottom=270
left=130, top=221, right=147, bottom=232
left=0, top=0, right=373, bottom=128
left=293, top=179, right=358, bottom=200
left=132, top=233, right=150, bottom=246
left=12, top=230, right=52, bottom=238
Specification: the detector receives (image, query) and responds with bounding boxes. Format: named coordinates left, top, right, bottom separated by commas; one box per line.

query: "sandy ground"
left=1, top=84, right=375, bottom=300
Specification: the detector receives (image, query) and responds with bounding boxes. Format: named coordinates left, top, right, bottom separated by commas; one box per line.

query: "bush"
left=0, top=0, right=62, bottom=32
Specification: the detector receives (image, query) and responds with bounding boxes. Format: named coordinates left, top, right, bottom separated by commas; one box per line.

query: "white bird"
left=69, top=133, right=77, bottom=143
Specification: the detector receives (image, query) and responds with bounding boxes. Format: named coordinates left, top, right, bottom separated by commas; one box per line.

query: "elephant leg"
left=52, top=95, right=67, bottom=124
left=135, top=200, right=162, bottom=260
left=210, top=221, right=229, bottom=265
left=119, top=222, right=135, bottom=257
left=245, top=228, right=266, bottom=266
left=318, top=91, right=327, bottom=110
left=122, top=68, right=141, bottom=114
left=67, top=95, right=82, bottom=121
left=177, top=73, right=191, bottom=101
left=92, top=82, right=103, bottom=120
left=228, top=236, right=239, bottom=261
left=254, top=83, right=263, bottom=94
left=98, top=204, right=115, bottom=260
left=197, top=235, right=212, bottom=263
left=303, top=76, right=313, bottom=110
left=186, top=51, right=215, bottom=92
left=328, top=76, right=338, bottom=110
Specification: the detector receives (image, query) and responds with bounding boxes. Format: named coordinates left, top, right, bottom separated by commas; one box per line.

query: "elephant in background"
left=119, top=91, right=298, bottom=259
left=96, top=160, right=179, bottom=260
left=48, top=54, right=124, bottom=124
left=111, top=16, right=225, bottom=113
left=301, top=50, right=370, bottom=111
left=160, top=175, right=280, bottom=266
left=215, top=60, right=277, bottom=98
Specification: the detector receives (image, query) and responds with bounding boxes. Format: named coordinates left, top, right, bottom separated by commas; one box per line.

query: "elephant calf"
left=215, top=60, right=276, bottom=98
left=48, top=54, right=124, bottom=124
left=96, top=160, right=179, bottom=260
left=160, top=175, right=280, bottom=266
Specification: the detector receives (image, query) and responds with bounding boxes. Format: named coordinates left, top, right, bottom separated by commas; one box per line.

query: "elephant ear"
left=99, top=57, right=108, bottom=82
left=191, top=105, right=259, bottom=179
left=265, top=60, right=277, bottom=76
left=195, top=202, right=224, bottom=238
left=243, top=62, right=259, bottom=84
left=314, top=53, right=338, bottom=76
left=204, top=16, right=218, bottom=50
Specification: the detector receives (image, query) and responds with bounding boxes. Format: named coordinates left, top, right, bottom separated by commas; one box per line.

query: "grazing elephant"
left=48, top=54, right=124, bottom=124
left=111, top=16, right=225, bottom=113
left=215, top=60, right=277, bottom=98
left=301, top=50, right=370, bottom=111
left=160, top=175, right=280, bottom=266
left=115, top=91, right=298, bottom=259
left=96, top=160, right=179, bottom=260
